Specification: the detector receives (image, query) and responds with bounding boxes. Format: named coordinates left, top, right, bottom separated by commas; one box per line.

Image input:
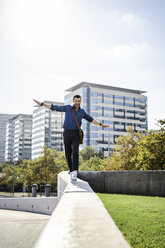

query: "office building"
left=65, top=82, right=148, bottom=156
left=32, top=101, right=64, bottom=160
left=0, top=114, right=15, bottom=163
left=5, top=114, right=32, bottom=162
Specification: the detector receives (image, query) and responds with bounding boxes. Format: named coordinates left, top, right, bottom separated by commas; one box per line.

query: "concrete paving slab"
left=0, top=209, right=50, bottom=248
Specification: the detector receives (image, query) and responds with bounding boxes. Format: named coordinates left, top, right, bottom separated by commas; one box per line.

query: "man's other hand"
left=33, top=99, right=41, bottom=106
left=101, top=124, right=110, bottom=128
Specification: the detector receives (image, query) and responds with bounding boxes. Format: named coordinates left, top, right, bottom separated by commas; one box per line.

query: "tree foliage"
left=16, top=159, right=36, bottom=192
left=135, top=121, right=165, bottom=170
left=79, top=155, right=104, bottom=171
left=106, top=127, right=143, bottom=170
left=106, top=119, right=165, bottom=170
left=79, top=146, right=104, bottom=162
left=0, top=162, right=10, bottom=173
left=0, top=146, right=68, bottom=192
left=0, top=163, right=14, bottom=191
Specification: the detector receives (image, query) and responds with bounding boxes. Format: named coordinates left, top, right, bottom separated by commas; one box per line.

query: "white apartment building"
left=5, top=114, right=32, bottom=162
left=65, top=82, right=148, bottom=156
left=0, top=114, right=15, bottom=163
left=32, top=101, right=64, bottom=160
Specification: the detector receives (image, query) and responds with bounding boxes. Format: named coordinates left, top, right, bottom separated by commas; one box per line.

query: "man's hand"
left=92, top=119, right=110, bottom=128
left=33, top=99, right=42, bottom=106
left=101, top=124, right=110, bottom=128
left=33, top=99, right=51, bottom=109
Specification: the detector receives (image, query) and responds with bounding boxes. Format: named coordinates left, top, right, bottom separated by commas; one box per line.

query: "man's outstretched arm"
left=83, top=110, right=109, bottom=128
left=33, top=99, right=67, bottom=112
left=33, top=99, right=51, bottom=109
left=92, top=119, right=109, bottom=128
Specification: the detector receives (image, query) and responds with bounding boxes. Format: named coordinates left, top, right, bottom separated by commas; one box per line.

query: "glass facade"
left=65, top=82, right=148, bottom=156
left=82, top=87, right=91, bottom=146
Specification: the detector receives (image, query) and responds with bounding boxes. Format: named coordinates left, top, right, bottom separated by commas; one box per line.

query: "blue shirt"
left=50, top=104, right=94, bottom=130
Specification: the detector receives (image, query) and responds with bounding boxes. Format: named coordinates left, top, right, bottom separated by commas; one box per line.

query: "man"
left=33, top=96, right=109, bottom=181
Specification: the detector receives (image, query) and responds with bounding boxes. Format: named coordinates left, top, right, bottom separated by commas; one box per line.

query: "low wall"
left=0, top=197, right=58, bottom=215
left=34, top=171, right=130, bottom=248
left=78, top=170, right=165, bottom=196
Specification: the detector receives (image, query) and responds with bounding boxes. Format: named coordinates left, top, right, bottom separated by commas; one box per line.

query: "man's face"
left=73, top=97, right=81, bottom=108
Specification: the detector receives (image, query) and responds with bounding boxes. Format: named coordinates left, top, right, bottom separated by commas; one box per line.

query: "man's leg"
left=72, top=132, right=80, bottom=171
left=63, top=131, right=73, bottom=172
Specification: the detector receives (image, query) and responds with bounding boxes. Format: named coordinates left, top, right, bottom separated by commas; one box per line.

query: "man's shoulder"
left=81, top=108, right=86, bottom=112
left=64, top=104, right=72, bottom=109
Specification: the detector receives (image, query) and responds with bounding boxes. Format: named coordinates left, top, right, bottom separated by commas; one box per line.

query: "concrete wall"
left=57, top=170, right=69, bottom=199
left=78, top=170, right=165, bottom=196
left=34, top=171, right=130, bottom=248
left=0, top=197, right=58, bottom=215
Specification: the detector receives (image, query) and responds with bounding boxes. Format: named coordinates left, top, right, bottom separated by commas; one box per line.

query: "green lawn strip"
left=97, top=193, right=165, bottom=248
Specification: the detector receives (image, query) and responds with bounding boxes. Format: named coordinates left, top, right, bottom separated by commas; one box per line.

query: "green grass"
left=97, top=193, right=165, bottom=248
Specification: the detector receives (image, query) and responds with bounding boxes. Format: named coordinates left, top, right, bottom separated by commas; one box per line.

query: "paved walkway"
left=0, top=209, right=50, bottom=248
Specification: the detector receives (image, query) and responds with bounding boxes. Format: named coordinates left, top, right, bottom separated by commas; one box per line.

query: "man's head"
left=73, top=95, right=81, bottom=109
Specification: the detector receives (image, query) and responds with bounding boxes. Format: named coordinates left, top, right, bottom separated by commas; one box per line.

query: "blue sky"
left=0, top=0, right=164, bottom=129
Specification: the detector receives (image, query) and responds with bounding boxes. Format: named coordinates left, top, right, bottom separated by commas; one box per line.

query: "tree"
left=105, top=120, right=165, bottom=171
left=17, top=159, right=36, bottom=193
left=0, top=162, right=23, bottom=192
left=135, top=120, right=165, bottom=170
left=79, top=155, right=104, bottom=171
left=157, top=119, right=165, bottom=130
left=50, top=152, right=68, bottom=190
left=0, top=162, right=10, bottom=173
left=106, top=127, right=143, bottom=170
left=79, top=146, right=104, bottom=163
left=101, top=156, right=120, bottom=171
left=35, top=146, right=58, bottom=184
left=0, top=163, right=14, bottom=191
left=15, top=147, right=68, bottom=192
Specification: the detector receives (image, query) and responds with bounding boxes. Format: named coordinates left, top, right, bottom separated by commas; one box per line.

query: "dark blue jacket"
left=50, top=104, right=93, bottom=130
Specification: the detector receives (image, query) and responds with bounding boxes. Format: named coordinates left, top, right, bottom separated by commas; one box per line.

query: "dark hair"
left=73, top=95, right=81, bottom=100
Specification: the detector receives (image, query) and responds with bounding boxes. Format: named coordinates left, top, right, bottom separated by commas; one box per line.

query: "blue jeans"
left=63, top=129, right=80, bottom=172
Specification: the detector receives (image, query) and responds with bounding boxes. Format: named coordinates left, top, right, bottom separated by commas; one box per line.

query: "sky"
left=0, top=0, right=165, bottom=129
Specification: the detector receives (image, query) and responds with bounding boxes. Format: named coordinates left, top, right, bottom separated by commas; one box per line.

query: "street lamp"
left=12, top=157, right=16, bottom=197
left=108, top=134, right=110, bottom=161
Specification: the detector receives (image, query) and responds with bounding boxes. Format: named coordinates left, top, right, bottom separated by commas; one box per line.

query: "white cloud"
left=105, top=11, right=143, bottom=27
left=93, top=43, right=152, bottom=60
left=120, top=13, right=143, bottom=27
